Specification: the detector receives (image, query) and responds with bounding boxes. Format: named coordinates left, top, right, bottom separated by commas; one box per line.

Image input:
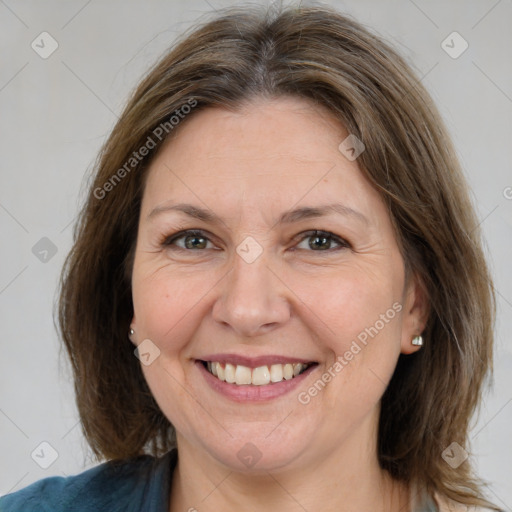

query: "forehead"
left=141, top=96, right=387, bottom=227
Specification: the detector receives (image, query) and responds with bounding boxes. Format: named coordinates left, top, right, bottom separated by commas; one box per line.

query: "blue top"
left=0, top=447, right=440, bottom=512
left=0, top=449, right=177, bottom=512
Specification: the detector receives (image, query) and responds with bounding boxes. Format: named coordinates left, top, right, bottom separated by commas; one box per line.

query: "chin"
left=194, top=422, right=315, bottom=474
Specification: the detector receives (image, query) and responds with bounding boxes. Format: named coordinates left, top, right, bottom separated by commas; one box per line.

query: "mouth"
left=199, top=360, right=318, bottom=386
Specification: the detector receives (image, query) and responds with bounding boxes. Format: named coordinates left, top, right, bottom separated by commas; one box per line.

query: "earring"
left=129, top=328, right=135, bottom=337
left=411, top=335, right=423, bottom=346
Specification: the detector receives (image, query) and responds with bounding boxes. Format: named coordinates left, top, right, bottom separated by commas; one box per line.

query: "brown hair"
left=58, top=3, right=497, bottom=509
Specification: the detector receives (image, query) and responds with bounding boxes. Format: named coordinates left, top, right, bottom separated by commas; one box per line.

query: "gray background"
left=1, top=0, right=511, bottom=507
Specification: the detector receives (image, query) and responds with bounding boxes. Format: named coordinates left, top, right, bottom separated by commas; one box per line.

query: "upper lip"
left=198, top=353, right=317, bottom=368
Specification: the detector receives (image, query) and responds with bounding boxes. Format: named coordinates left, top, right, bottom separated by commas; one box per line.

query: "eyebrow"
left=148, top=202, right=369, bottom=226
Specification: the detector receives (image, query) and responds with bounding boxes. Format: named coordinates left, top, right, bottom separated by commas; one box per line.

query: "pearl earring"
left=129, top=328, right=135, bottom=337
left=411, top=335, right=423, bottom=346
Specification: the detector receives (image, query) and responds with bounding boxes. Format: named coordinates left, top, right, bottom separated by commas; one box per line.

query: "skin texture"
left=130, top=96, right=428, bottom=512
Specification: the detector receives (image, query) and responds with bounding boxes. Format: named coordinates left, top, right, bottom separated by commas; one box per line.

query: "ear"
left=400, top=272, right=429, bottom=355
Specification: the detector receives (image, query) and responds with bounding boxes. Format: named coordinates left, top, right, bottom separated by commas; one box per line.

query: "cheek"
left=298, top=264, right=404, bottom=408
left=294, top=269, right=404, bottom=420
left=132, top=267, right=207, bottom=351
left=301, top=265, right=403, bottom=350
left=132, top=269, right=211, bottom=433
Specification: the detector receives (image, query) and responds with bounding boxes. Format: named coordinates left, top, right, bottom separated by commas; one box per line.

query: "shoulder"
left=0, top=449, right=177, bottom=512
left=434, top=492, right=499, bottom=512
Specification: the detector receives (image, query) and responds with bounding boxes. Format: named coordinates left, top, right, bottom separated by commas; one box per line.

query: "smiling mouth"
left=200, top=360, right=317, bottom=386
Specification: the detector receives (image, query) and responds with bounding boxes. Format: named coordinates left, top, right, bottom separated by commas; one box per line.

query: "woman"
left=0, top=4, right=500, bottom=511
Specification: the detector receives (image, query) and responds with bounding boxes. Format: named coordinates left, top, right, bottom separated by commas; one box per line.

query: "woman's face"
left=131, top=96, right=425, bottom=472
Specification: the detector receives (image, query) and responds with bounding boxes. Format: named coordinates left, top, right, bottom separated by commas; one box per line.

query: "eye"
left=293, top=230, right=350, bottom=252
left=163, top=229, right=215, bottom=251
left=162, top=229, right=350, bottom=253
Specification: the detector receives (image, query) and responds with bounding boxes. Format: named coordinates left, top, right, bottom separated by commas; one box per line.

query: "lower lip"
left=195, top=361, right=318, bottom=402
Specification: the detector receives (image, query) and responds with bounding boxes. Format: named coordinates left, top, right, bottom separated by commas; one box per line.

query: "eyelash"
left=161, top=229, right=351, bottom=253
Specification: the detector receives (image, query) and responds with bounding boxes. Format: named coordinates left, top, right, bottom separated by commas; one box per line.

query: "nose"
left=212, top=250, right=291, bottom=338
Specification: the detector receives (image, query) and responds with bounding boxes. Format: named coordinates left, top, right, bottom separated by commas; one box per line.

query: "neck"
left=169, top=416, right=411, bottom=512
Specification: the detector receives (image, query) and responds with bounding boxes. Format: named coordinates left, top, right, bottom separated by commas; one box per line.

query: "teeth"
left=225, top=363, right=236, bottom=383
left=270, top=364, right=283, bottom=383
left=216, top=362, right=225, bottom=381
left=235, top=364, right=252, bottom=385
left=205, top=361, right=312, bottom=386
left=283, top=363, right=294, bottom=380
left=252, top=366, right=271, bottom=385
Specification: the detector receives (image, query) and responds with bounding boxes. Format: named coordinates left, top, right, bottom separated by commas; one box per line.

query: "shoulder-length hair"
left=58, top=3, right=497, bottom=509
